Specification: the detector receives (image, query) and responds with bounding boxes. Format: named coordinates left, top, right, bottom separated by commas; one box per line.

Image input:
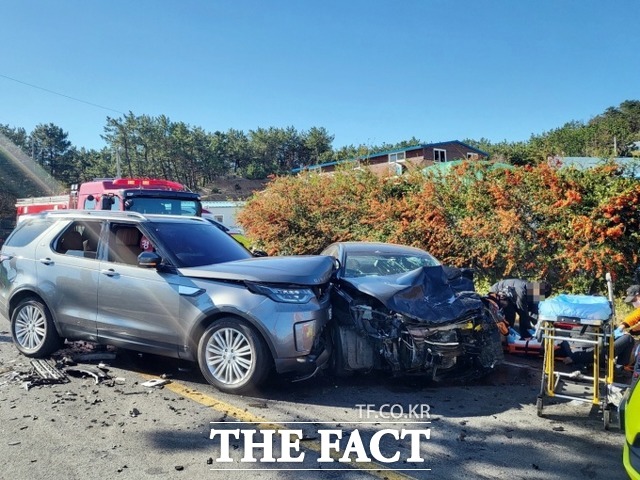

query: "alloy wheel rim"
left=15, top=305, right=46, bottom=350
left=206, top=328, right=253, bottom=385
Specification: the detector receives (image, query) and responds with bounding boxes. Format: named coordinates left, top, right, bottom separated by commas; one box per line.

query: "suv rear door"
left=35, top=220, right=101, bottom=339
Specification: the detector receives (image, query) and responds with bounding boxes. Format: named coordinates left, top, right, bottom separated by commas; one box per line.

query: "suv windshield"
left=151, top=220, right=252, bottom=267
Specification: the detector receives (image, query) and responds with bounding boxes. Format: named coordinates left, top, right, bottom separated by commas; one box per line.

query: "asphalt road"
left=0, top=330, right=630, bottom=480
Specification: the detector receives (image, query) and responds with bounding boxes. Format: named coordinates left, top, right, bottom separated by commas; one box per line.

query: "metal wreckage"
left=329, top=265, right=504, bottom=381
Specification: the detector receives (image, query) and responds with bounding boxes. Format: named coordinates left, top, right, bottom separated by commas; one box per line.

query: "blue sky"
left=1, top=1, right=638, bottom=151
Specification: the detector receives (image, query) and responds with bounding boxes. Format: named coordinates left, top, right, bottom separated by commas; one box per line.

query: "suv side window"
left=106, top=224, right=146, bottom=265
left=54, top=221, right=103, bottom=258
left=4, top=219, right=54, bottom=248
left=78, top=221, right=102, bottom=258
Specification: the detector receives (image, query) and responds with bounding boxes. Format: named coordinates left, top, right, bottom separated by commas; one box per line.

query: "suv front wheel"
left=11, top=297, right=62, bottom=357
left=197, top=319, right=270, bottom=394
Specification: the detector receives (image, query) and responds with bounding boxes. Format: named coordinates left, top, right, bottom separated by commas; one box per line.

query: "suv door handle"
left=39, top=258, right=53, bottom=265
left=100, top=269, right=119, bottom=277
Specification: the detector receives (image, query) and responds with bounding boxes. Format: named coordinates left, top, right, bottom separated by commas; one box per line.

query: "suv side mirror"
left=138, top=251, right=162, bottom=268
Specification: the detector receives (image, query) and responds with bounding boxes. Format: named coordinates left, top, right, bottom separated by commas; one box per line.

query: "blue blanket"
left=538, top=294, right=612, bottom=321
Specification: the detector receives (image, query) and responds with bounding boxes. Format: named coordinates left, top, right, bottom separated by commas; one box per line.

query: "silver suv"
left=0, top=211, right=334, bottom=394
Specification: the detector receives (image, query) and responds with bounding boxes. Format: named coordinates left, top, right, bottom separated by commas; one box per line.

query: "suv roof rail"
left=22, top=210, right=210, bottom=224
left=38, top=210, right=148, bottom=220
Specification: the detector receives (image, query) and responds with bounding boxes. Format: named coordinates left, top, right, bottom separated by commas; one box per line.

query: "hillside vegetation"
left=1, top=100, right=639, bottom=192
left=2, top=100, right=640, bottom=291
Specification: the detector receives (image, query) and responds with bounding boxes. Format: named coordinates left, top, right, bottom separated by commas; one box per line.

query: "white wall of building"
left=201, top=201, right=245, bottom=228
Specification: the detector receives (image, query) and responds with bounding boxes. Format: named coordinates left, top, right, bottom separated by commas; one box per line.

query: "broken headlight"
left=426, top=329, right=459, bottom=344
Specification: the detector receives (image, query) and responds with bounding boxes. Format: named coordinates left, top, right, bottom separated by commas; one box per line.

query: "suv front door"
left=96, top=222, right=182, bottom=357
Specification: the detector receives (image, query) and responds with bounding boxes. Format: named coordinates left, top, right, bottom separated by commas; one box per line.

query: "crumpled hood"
left=178, top=255, right=335, bottom=285
left=343, top=265, right=484, bottom=325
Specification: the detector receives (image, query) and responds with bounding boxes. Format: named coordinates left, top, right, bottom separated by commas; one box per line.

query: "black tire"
left=197, top=318, right=270, bottom=394
left=10, top=297, right=62, bottom=357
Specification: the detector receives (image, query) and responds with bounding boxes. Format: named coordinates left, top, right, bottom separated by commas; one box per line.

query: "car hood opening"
left=178, top=255, right=335, bottom=285
left=343, top=265, right=484, bottom=326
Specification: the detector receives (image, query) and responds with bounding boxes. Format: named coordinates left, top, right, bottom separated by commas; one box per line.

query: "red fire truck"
left=16, top=178, right=202, bottom=218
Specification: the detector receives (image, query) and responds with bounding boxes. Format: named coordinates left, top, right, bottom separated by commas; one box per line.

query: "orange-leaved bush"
left=237, top=161, right=640, bottom=293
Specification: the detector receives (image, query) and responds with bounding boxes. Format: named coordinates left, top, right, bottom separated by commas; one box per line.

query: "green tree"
left=103, top=113, right=137, bottom=177
left=226, top=128, right=251, bottom=175
left=0, top=124, right=28, bottom=150
left=29, top=123, right=74, bottom=182
left=205, top=131, right=233, bottom=181
left=587, top=101, right=640, bottom=156
left=302, top=127, right=335, bottom=166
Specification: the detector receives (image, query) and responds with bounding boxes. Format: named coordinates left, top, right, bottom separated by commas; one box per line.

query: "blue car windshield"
left=343, top=252, right=441, bottom=278
left=151, top=221, right=252, bottom=267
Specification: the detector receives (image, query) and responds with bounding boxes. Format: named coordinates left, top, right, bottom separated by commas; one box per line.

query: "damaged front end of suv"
left=330, top=265, right=503, bottom=381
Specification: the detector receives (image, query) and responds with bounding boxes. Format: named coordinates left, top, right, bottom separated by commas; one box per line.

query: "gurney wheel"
left=536, top=396, right=544, bottom=417
left=603, top=407, right=612, bottom=430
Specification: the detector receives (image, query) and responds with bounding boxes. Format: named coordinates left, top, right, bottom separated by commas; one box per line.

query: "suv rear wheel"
left=11, top=298, right=62, bottom=357
left=197, top=319, right=270, bottom=394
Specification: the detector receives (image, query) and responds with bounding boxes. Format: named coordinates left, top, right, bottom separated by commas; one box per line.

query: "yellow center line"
left=142, top=374, right=419, bottom=480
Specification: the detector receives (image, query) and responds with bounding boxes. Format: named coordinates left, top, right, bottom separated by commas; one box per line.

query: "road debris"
left=64, top=365, right=109, bottom=385
left=141, top=378, right=170, bottom=388
left=20, top=359, right=70, bottom=389
left=31, top=359, right=69, bottom=383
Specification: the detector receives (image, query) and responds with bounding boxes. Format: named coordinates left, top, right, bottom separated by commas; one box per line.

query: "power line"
left=0, top=73, right=126, bottom=115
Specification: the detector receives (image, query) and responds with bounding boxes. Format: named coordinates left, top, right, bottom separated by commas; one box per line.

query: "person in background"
left=560, top=284, right=640, bottom=376
left=618, top=284, right=640, bottom=336
left=619, top=285, right=640, bottom=386
left=559, top=332, right=635, bottom=371
left=483, top=290, right=511, bottom=336
left=489, top=279, right=552, bottom=341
